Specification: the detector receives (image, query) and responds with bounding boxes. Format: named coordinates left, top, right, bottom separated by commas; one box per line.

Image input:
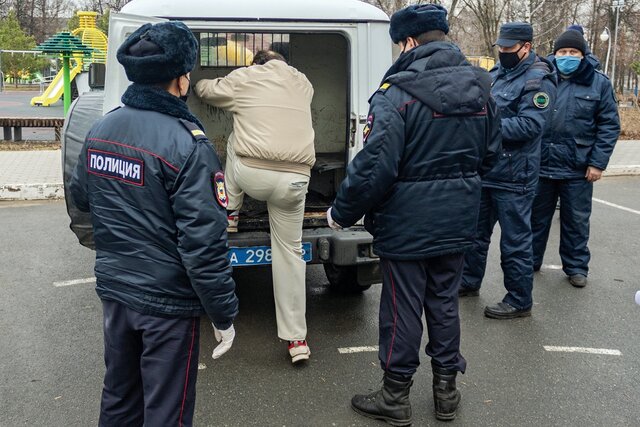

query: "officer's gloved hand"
left=212, top=323, right=235, bottom=359
left=326, top=208, right=342, bottom=231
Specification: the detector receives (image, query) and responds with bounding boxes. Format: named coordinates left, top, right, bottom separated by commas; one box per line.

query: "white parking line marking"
left=593, top=198, right=640, bottom=216
left=338, top=346, right=379, bottom=354
left=541, top=264, right=563, bottom=270
left=53, top=277, right=96, bottom=287
left=543, top=346, right=622, bottom=356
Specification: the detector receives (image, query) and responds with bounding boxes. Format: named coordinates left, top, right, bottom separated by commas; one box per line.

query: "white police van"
left=63, top=0, right=392, bottom=292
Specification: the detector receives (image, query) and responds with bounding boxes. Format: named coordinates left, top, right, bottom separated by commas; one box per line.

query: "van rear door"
left=103, top=13, right=167, bottom=115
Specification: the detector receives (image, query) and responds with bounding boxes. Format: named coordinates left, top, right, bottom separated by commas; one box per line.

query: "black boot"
left=432, top=366, right=461, bottom=421
left=351, top=373, right=413, bottom=426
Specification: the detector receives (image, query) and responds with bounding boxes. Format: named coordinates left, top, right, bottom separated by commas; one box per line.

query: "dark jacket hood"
left=385, top=41, right=492, bottom=115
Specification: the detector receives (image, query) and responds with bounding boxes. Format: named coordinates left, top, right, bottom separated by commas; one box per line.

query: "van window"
left=200, top=32, right=290, bottom=67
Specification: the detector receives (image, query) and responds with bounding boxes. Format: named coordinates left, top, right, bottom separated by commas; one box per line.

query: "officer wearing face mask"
left=459, top=22, right=557, bottom=319
left=531, top=30, right=619, bottom=289
left=69, top=21, right=238, bottom=426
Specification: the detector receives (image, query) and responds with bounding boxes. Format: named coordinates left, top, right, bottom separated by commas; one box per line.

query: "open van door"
left=103, top=13, right=167, bottom=114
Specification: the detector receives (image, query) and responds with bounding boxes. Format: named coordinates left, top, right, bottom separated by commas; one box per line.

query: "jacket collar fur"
left=121, top=83, right=204, bottom=130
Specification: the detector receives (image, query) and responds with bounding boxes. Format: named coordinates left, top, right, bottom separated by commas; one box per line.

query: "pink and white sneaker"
left=288, top=340, right=311, bottom=364
left=227, top=210, right=239, bottom=233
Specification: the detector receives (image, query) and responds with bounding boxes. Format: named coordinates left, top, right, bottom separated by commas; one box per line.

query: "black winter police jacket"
left=331, top=42, right=502, bottom=260
left=69, top=84, right=238, bottom=329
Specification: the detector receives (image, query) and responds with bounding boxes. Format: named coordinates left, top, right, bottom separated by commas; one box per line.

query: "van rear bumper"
left=228, top=227, right=378, bottom=266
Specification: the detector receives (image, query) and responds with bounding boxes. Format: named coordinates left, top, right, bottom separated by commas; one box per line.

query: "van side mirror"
left=89, top=63, right=106, bottom=89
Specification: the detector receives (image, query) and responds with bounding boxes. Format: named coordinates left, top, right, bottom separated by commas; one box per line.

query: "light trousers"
left=226, top=145, right=309, bottom=340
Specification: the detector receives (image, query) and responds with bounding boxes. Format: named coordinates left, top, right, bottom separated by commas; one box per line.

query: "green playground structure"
left=31, top=12, right=107, bottom=110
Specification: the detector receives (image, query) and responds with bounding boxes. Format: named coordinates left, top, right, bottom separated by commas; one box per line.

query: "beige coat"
left=195, top=60, right=315, bottom=176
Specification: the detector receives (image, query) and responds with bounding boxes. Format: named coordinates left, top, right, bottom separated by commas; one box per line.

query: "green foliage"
left=67, top=12, right=81, bottom=32
left=67, top=9, right=109, bottom=35
left=0, top=11, right=48, bottom=85
left=631, top=59, right=640, bottom=76
left=98, top=9, right=110, bottom=35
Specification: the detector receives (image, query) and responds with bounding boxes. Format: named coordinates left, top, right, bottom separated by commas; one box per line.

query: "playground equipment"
left=466, top=55, right=496, bottom=71
left=34, top=32, right=93, bottom=114
left=31, top=12, right=107, bottom=108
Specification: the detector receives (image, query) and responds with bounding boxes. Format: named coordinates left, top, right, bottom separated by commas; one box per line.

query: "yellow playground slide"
left=30, top=60, right=83, bottom=107
left=31, top=11, right=107, bottom=107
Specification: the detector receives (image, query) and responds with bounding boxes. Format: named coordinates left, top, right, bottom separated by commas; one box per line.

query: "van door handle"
left=349, top=117, right=357, bottom=147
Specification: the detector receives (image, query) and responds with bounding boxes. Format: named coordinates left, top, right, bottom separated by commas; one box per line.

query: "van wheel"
left=323, top=264, right=371, bottom=293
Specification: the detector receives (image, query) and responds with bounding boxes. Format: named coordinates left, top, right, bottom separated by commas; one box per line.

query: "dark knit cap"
left=117, top=21, right=198, bottom=84
left=389, top=4, right=449, bottom=44
left=554, top=30, right=587, bottom=55
left=567, top=24, right=584, bottom=35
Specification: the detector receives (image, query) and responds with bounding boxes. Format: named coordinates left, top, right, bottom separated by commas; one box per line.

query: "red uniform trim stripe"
left=385, top=260, right=399, bottom=370
left=88, top=137, right=180, bottom=172
left=179, top=318, right=197, bottom=427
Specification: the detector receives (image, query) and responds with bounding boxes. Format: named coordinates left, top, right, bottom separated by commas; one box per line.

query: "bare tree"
left=461, top=0, right=509, bottom=56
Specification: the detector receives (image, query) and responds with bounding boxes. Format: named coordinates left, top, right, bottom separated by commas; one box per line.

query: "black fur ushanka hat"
left=117, top=21, right=198, bottom=84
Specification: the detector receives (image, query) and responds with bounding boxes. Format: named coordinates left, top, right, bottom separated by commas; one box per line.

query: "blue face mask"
left=556, top=56, right=581, bottom=75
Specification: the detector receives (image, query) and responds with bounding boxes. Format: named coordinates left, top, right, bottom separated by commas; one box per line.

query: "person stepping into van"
left=328, top=4, right=501, bottom=424
left=195, top=50, right=315, bottom=364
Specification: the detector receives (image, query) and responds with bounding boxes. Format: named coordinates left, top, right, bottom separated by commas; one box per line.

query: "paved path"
left=0, top=150, right=63, bottom=199
left=1, top=141, right=637, bottom=200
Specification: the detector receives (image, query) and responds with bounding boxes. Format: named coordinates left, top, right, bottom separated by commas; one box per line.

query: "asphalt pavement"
left=1, top=177, right=639, bottom=426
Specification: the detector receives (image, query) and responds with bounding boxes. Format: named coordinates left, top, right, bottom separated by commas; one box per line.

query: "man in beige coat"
left=195, top=50, right=315, bottom=363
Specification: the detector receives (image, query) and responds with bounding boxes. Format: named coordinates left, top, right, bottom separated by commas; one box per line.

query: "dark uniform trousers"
left=100, top=300, right=200, bottom=427
left=462, top=187, right=535, bottom=310
left=378, top=254, right=467, bottom=378
left=532, top=177, right=593, bottom=276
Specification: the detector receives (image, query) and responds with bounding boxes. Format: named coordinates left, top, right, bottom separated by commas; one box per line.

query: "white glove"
left=326, top=207, right=342, bottom=231
left=212, top=323, right=235, bottom=359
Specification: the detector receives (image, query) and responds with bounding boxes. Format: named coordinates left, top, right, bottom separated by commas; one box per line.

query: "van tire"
left=323, top=264, right=372, bottom=293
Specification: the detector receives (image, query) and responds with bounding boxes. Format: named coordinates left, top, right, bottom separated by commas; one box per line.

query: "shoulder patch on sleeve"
left=533, top=92, right=550, bottom=109
left=179, top=119, right=208, bottom=141
left=211, top=171, right=228, bottom=208
left=363, top=114, right=374, bottom=144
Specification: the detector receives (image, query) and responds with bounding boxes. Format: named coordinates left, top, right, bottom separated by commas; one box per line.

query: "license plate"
left=228, top=242, right=312, bottom=266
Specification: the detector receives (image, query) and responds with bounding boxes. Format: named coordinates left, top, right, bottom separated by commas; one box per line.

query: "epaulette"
left=529, top=61, right=551, bottom=73
left=525, top=60, right=552, bottom=91
left=378, top=82, right=392, bottom=93
left=595, top=69, right=611, bottom=80
left=179, top=119, right=208, bottom=141
left=368, top=82, right=392, bottom=103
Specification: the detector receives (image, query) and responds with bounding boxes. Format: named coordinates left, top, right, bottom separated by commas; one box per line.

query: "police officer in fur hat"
left=69, top=21, right=238, bottom=426
left=329, top=4, right=501, bottom=424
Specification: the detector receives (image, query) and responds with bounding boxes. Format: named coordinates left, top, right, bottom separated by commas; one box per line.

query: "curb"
left=0, top=167, right=639, bottom=201
left=604, top=165, right=640, bottom=177
left=0, top=183, right=64, bottom=200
